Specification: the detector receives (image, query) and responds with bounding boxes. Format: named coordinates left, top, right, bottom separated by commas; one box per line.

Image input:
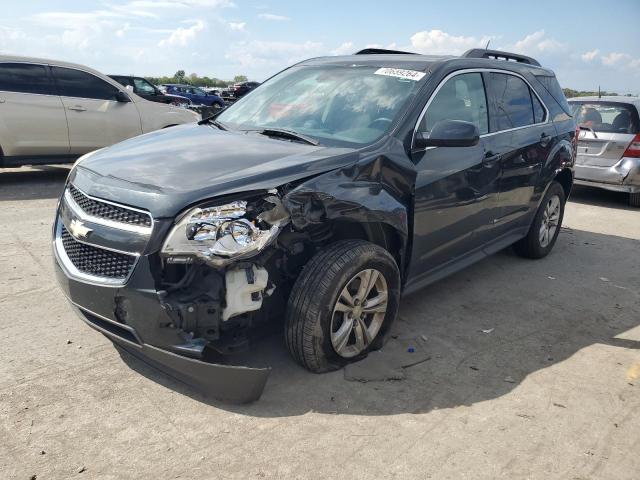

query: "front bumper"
left=574, top=156, right=640, bottom=193
left=53, top=221, right=270, bottom=403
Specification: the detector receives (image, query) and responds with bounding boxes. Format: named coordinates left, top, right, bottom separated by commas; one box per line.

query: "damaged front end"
left=54, top=151, right=413, bottom=403
left=53, top=185, right=294, bottom=403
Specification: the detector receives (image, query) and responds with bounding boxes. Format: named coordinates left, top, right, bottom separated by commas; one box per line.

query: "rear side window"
left=421, top=72, right=489, bottom=134
left=111, top=76, right=133, bottom=88
left=52, top=67, right=120, bottom=101
left=488, top=73, right=535, bottom=130
left=570, top=102, right=639, bottom=134
left=532, top=93, right=545, bottom=123
left=0, top=63, right=54, bottom=95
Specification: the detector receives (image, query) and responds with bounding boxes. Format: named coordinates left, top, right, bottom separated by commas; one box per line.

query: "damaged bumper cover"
left=53, top=253, right=270, bottom=403
left=574, top=156, right=640, bottom=193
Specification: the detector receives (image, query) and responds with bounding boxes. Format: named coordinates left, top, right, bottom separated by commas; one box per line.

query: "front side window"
left=218, top=65, right=425, bottom=146
left=53, top=67, right=120, bottom=101
left=420, top=72, right=489, bottom=134
left=0, top=63, right=54, bottom=95
left=133, top=78, right=156, bottom=94
left=488, top=73, right=535, bottom=130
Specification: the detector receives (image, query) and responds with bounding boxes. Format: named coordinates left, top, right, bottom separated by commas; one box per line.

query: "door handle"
left=68, top=105, right=86, bottom=112
left=0, top=98, right=5, bottom=103
left=483, top=150, right=501, bottom=166
left=540, top=132, right=551, bottom=148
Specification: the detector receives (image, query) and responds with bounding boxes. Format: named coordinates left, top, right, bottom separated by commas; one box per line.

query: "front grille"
left=68, top=185, right=152, bottom=228
left=61, top=226, right=136, bottom=280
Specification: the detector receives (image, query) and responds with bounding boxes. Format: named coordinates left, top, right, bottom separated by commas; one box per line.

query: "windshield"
left=570, top=101, right=639, bottom=134
left=217, top=65, right=426, bottom=146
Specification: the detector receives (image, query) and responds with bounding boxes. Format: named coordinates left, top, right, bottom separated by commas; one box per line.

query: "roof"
left=568, top=96, right=640, bottom=106
left=0, top=54, right=105, bottom=77
left=297, top=52, right=553, bottom=76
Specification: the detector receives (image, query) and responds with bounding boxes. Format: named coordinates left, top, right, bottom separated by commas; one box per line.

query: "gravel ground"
left=1, top=165, right=639, bottom=480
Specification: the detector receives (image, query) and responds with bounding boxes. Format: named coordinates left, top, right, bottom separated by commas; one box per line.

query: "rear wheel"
left=514, top=181, right=566, bottom=259
left=630, top=192, right=640, bottom=207
left=285, top=240, right=400, bottom=373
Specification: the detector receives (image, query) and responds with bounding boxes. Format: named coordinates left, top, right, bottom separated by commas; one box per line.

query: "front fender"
left=282, top=153, right=415, bottom=257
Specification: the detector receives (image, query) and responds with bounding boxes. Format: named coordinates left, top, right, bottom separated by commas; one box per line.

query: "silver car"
left=568, top=96, right=640, bottom=206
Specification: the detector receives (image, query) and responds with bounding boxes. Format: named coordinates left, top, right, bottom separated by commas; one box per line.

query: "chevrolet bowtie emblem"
left=69, top=219, right=92, bottom=239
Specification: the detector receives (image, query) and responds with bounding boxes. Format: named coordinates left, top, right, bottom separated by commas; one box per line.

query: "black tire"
left=285, top=240, right=401, bottom=373
left=630, top=192, right=640, bottom=208
left=514, top=181, right=566, bottom=259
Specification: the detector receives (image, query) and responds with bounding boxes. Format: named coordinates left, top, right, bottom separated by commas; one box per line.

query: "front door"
left=407, top=71, right=500, bottom=286
left=52, top=66, right=142, bottom=154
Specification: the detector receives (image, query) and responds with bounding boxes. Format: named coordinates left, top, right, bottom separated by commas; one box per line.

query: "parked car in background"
left=159, top=84, right=225, bottom=108
left=0, top=55, right=200, bottom=168
left=226, top=81, right=260, bottom=99
left=109, top=75, right=191, bottom=107
left=568, top=97, right=640, bottom=206
left=53, top=48, right=575, bottom=402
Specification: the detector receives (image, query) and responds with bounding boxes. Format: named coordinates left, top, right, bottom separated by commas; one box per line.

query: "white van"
left=0, top=55, right=200, bottom=167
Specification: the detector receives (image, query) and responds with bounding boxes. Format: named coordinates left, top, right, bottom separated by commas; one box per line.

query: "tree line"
left=562, top=88, right=634, bottom=98
left=144, top=70, right=249, bottom=88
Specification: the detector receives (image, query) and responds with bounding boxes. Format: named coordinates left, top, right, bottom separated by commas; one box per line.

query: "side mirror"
left=115, top=90, right=131, bottom=103
left=414, top=120, right=480, bottom=149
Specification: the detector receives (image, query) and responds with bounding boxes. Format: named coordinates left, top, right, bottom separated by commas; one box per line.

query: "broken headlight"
left=161, top=198, right=287, bottom=262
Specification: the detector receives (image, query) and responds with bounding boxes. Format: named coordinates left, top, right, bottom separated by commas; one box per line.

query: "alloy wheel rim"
left=330, top=269, right=388, bottom=358
left=539, top=194, right=561, bottom=248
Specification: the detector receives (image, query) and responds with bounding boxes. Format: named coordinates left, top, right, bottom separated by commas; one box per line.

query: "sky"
left=1, top=0, right=639, bottom=93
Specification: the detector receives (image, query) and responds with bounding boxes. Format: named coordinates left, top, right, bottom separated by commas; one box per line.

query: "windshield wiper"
left=256, top=128, right=319, bottom=146
left=578, top=125, right=598, bottom=139
left=199, top=117, right=228, bottom=131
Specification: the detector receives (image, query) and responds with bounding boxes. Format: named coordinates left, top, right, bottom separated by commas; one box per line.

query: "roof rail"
left=354, top=48, right=417, bottom=55
left=462, top=48, right=541, bottom=67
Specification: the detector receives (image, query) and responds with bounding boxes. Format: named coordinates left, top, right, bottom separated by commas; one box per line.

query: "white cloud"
left=601, top=52, right=630, bottom=66
left=158, top=20, right=205, bottom=47
left=511, top=30, right=566, bottom=55
left=258, top=13, right=290, bottom=21
left=581, top=49, right=599, bottom=62
left=331, top=42, right=354, bottom=56
left=228, top=21, right=246, bottom=32
left=408, top=29, right=494, bottom=55
left=226, top=40, right=323, bottom=70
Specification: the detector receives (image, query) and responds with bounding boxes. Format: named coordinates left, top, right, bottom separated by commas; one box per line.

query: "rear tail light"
left=623, top=133, right=640, bottom=158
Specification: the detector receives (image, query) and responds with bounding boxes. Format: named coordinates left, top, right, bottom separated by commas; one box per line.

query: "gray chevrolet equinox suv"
left=53, top=48, right=576, bottom=402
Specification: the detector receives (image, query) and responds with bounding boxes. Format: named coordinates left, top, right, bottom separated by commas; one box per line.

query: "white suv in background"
left=0, top=55, right=200, bottom=168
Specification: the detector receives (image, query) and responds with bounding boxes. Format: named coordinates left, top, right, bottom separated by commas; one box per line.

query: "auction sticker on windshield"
left=374, top=67, right=426, bottom=81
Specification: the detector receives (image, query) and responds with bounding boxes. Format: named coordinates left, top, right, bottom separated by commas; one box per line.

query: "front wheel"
left=514, top=181, right=566, bottom=259
left=285, top=240, right=401, bottom=373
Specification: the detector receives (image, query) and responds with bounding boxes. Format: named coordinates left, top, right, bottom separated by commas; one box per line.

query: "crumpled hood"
left=70, top=123, right=358, bottom=218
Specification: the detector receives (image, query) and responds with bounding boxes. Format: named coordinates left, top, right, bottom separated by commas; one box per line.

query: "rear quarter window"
left=534, top=74, right=572, bottom=116
left=0, top=63, right=55, bottom=95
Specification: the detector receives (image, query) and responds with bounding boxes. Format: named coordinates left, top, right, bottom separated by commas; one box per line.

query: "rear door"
left=0, top=62, right=69, bottom=156
left=51, top=66, right=142, bottom=154
left=571, top=101, right=639, bottom=169
left=483, top=71, right=553, bottom=232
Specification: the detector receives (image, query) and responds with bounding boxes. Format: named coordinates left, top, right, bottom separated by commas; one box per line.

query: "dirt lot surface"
left=1, top=165, right=639, bottom=480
